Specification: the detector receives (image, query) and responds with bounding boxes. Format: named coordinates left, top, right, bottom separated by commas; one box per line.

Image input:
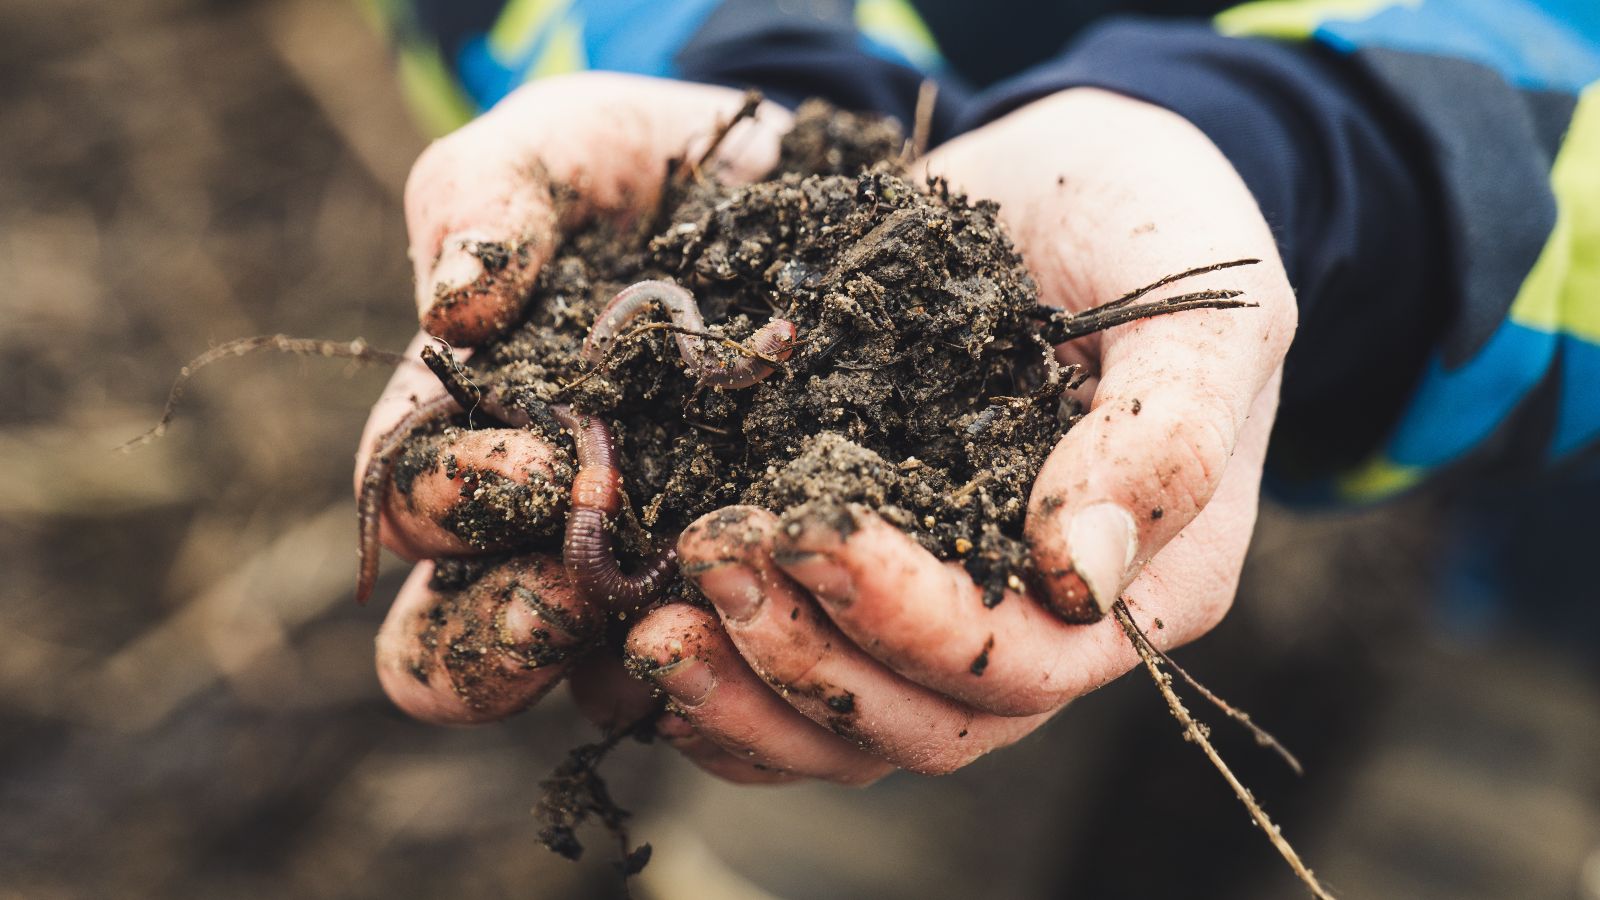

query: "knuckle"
left=1144, top=394, right=1235, bottom=513
left=404, top=137, right=459, bottom=218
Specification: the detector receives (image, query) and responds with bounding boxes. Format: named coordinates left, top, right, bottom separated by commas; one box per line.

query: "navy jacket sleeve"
left=962, top=8, right=1600, bottom=501
left=959, top=18, right=1449, bottom=492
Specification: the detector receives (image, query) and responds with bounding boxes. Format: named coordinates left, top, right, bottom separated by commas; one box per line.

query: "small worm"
left=357, top=353, right=536, bottom=606
left=549, top=404, right=678, bottom=610
left=582, top=279, right=798, bottom=388
left=356, top=393, right=460, bottom=606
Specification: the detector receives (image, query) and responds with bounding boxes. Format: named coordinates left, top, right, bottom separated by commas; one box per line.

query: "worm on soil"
left=582, top=280, right=798, bottom=389
left=356, top=348, right=541, bottom=606
left=549, top=404, right=678, bottom=610
left=356, top=393, right=461, bottom=605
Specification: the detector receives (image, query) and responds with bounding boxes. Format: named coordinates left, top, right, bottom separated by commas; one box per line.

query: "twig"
left=1118, top=604, right=1302, bottom=774
left=669, top=89, right=763, bottom=188
left=420, top=343, right=482, bottom=418
left=1112, top=601, right=1334, bottom=899
left=1103, top=258, right=1261, bottom=309
left=901, top=78, right=939, bottom=166
left=121, top=335, right=406, bottom=450
left=1040, top=290, right=1256, bottom=344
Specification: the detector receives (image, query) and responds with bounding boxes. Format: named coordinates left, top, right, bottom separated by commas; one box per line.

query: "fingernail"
left=773, top=507, right=856, bottom=606
left=648, top=656, right=717, bottom=708
left=1067, top=502, right=1138, bottom=615
left=773, top=549, right=855, bottom=607
left=692, top=561, right=767, bottom=623
left=431, top=232, right=491, bottom=295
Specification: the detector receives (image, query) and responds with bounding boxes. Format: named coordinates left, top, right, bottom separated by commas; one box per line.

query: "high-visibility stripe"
left=490, top=0, right=571, bottom=59
left=1216, top=0, right=1412, bottom=40
left=855, top=0, right=943, bottom=69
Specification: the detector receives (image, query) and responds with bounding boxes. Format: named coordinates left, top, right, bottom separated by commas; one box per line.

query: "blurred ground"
left=1, top=2, right=1596, bottom=898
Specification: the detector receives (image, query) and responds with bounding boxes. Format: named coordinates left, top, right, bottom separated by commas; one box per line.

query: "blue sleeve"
left=961, top=8, right=1600, bottom=501
left=381, top=0, right=972, bottom=138
left=960, top=18, right=1447, bottom=491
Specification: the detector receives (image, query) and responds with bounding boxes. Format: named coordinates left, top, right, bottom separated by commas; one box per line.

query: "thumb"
left=1026, top=262, right=1294, bottom=622
left=403, top=73, right=790, bottom=345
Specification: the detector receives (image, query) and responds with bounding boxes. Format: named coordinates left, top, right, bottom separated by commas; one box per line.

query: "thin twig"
left=901, top=78, right=939, bottom=166
left=1112, top=601, right=1334, bottom=900
left=121, top=335, right=406, bottom=450
left=1118, top=604, right=1303, bottom=774
left=669, top=89, right=763, bottom=188
left=951, top=470, right=993, bottom=505
left=420, top=343, right=482, bottom=418
left=1102, top=258, right=1261, bottom=310
left=1042, top=290, right=1257, bottom=344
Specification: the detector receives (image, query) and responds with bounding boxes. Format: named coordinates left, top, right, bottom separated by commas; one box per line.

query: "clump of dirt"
left=406, top=100, right=1078, bottom=605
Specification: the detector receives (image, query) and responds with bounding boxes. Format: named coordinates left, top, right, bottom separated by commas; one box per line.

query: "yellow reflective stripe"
left=1216, top=0, right=1416, bottom=39
left=530, top=17, right=588, bottom=79
left=1506, top=84, right=1600, bottom=341
left=491, top=0, right=571, bottom=58
left=855, top=0, right=942, bottom=68
left=1334, top=457, right=1427, bottom=502
left=396, top=45, right=477, bottom=137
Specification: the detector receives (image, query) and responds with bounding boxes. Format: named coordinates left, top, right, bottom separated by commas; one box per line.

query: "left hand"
left=625, top=88, right=1297, bottom=782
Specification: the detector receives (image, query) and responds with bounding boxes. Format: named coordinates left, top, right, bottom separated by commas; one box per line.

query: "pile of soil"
left=403, top=101, right=1078, bottom=606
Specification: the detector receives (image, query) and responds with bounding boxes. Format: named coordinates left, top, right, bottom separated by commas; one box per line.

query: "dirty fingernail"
left=1067, top=502, right=1138, bottom=615
left=690, top=561, right=767, bottom=623
left=649, top=656, right=717, bottom=708
left=773, top=506, right=856, bottom=606
left=773, top=549, right=855, bottom=607
left=431, top=232, right=489, bottom=296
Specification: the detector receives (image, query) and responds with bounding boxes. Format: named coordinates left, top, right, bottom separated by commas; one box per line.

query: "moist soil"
left=398, top=101, right=1079, bottom=608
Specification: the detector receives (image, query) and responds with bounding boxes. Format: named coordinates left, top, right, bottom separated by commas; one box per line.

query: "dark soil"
left=399, top=101, right=1078, bottom=606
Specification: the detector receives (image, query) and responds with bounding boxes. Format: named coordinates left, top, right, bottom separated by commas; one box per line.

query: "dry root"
left=1113, top=600, right=1335, bottom=899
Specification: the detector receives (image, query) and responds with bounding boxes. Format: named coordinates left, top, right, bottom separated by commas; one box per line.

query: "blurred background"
left=1, top=1, right=1596, bottom=898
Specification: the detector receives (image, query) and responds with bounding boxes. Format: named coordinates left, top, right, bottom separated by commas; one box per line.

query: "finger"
left=653, top=712, right=802, bottom=785
left=567, top=650, right=661, bottom=732
left=1001, top=371, right=1284, bottom=688
left=1118, top=370, right=1280, bottom=643
left=1027, top=304, right=1286, bottom=621
left=354, top=333, right=571, bottom=561
left=626, top=602, right=892, bottom=785
left=772, top=503, right=1094, bottom=716
left=564, top=649, right=796, bottom=786
left=679, top=508, right=1053, bottom=775
left=405, top=73, right=791, bottom=344
left=375, top=555, right=598, bottom=725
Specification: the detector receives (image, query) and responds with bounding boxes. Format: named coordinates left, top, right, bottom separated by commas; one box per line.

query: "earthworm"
left=356, top=349, right=538, bottom=606
left=549, top=403, right=678, bottom=610
left=582, top=279, right=798, bottom=389
left=356, top=393, right=461, bottom=606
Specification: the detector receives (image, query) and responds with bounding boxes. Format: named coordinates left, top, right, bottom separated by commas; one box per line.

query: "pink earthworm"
left=355, top=348, right=538, bottom=606
left=549, top=404, right=678, bottom=610
left=582, top=279, right=798, bottom=388
left=356, top=393, right=461, bottom=606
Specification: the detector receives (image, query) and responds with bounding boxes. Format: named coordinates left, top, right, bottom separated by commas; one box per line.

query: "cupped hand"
left=356, top=74, right=792, bottom=727
left=627, top=88, right=1296, bottom=782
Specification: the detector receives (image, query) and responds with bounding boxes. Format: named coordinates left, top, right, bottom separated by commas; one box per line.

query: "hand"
left=357, top=74, right=793, bottom=729
left=626, top=88, right=1296, bottom=782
